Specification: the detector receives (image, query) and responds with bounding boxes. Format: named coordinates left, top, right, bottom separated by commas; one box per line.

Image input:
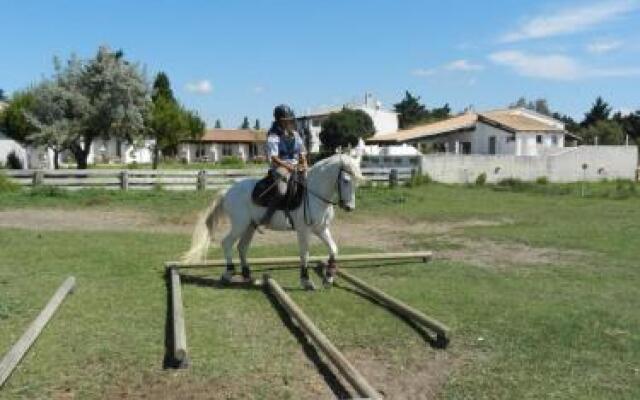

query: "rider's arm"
left=271, top=155, right=295, bottom=172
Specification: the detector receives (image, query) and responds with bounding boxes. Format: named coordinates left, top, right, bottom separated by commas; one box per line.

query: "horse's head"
left=336, top=154, right=365, bottom=212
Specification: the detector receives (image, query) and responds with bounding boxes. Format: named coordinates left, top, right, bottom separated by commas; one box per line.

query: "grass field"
left=0, top=181, right=639, bottom=399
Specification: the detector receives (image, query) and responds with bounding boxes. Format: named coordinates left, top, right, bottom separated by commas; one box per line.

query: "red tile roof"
left=187, top=129, right=267, bottom=143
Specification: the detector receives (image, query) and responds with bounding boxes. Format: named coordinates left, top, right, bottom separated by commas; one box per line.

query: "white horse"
left=182, top=154, right=364, bottom=290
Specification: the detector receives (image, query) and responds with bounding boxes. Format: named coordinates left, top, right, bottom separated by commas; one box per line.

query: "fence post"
left=120, top=170, right=129, bottom=191
left=197, top=170, right=207, bottom=191
left=389, top=168, right=398, bottom=187
left=32, top=170, right=44, bottom=187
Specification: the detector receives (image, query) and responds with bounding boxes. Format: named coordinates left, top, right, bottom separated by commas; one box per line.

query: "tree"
left=394, top=91, right=427, bottom=129
left=552, top=112, right=580, bottom=133
left=151, top=72, right=174, bottom=103
left=254, top=118, right=260, bottom=130
left=147, top=72, right=205, bottom=168
left=613, top=110, right=640, bottom=144
left=23, top=81, right=86, bottom=169
left=0, top=89, right=6, bottom=101
left=319, top=108, right=374, bottom=153
left=0, top=91, right=36, bottom=143
left=55, top=46, right=149, bottom=168
left=578, top=119, right=625, bottom=145
left=582, top=96, right=611, bottom=128
left=510, top=97, right=551, bottom=116
left=240, top=116, right=250, bottom=129
left=214, top=119, right=222, bottom=128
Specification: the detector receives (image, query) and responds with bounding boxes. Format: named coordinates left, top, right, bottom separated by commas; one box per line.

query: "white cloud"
left=411, top=68, right=437, bottom=76
left=587, top=39, right=623, bottom=54
left=489, top=50, right=640, bottom=80
left=445, top=59, right=484, bottom=71
left=185, top=80, right=213, bottom=94
left=412, top=59, right=483, bottom=77
left=501, top=0, right=639, bottom=42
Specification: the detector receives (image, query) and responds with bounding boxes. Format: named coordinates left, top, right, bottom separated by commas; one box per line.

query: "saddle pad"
left=251, top=172, right=306, bottom=211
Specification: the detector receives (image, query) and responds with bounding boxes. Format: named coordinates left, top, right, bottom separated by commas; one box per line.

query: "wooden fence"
left=2, top=167, right=418, bottom=191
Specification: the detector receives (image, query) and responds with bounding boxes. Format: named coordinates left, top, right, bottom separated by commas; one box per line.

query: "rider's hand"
left=297, top=164, right=308, bottom=173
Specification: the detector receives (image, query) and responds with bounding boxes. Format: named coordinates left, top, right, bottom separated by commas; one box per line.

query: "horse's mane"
left=309, top=154, right=364, bottom=181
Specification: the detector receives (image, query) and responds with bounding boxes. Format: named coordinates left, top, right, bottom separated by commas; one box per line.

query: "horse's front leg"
left=314, top=226, right=338, bottom=286
left=297, top=227, right=316, bottom=291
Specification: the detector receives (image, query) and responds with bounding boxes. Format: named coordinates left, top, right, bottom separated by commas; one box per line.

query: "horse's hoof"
left=241, top=267, right=252, bottom=282
left=220, top=270, right=234, bottom=284
left=300, top=278, right=317, bottom=291
left=323, top=276, right=334, bottom=288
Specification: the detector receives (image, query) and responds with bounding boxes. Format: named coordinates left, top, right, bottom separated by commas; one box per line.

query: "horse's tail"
left=181, top=191, right=227, bottom=263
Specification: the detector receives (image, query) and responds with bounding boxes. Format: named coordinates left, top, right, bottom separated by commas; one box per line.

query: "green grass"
left=0, top=183, right=639, bottom=398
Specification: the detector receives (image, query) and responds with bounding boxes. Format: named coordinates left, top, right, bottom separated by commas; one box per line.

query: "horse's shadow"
left=163, top=270, right=352, bottom=399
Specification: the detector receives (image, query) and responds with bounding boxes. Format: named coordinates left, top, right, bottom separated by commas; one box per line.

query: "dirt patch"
left=346, top=347, right=459, bottom=399
left=0, top=208, right=585, bottom=268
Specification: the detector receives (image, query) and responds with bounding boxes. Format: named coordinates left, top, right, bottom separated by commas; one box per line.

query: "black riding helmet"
left=274, top=104, right=295, bottom=121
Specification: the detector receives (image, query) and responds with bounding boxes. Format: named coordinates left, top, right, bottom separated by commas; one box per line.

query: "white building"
left=179, top=129, right=266, bottom=163
left=296, top=94, right=399, bottom=153
left=368, top=108, right=576, bottom=156
left=87, top=137, right=155, bottom=165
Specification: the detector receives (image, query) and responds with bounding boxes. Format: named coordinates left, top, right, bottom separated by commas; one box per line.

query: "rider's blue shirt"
left=266, top=125, right=306, bottom=169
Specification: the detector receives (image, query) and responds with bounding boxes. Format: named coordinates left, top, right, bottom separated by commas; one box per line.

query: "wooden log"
left=170, top=268, right=188, bottom=367
left=165, top=251, right=433, bottom=270
left=0, top=277, right=76, bottom=388
left=263, top=275, right=380, bottom=399
left=337, top=269, right=450, bottom=347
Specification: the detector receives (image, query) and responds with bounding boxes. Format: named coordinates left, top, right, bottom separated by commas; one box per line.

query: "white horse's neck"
left=307, top=159, right=341, bottom=203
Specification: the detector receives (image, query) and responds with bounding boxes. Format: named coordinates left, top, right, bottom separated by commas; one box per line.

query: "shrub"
left=0, top=172, right=19, bottom=192
left=29, top=185, right=67, bottom=197
left=536, top=176, right=549, bottom=185
left=475, top=172, right=487, bottom=186
left=406, top=171, right=432, bottom=187
left=219, top=156, right=244, bottom=166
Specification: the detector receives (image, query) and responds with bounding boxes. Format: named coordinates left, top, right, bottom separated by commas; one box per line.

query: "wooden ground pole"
left=263, top=274, right=380, bottom=399
left=0, top=277, right=76, bottom=388
left=170, top=268, right=189, bottom=367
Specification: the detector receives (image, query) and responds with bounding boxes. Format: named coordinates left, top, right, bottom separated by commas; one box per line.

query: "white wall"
left=359, top=106, right=398, bottom=136
left=0, top=133, right=28, bottom=168
left=89, top=137, right=154, bottom=164
left=420, top=146, right=638, bottom=183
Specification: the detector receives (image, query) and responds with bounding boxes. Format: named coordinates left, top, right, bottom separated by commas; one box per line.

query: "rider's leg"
left=237, top=225, right=256, bottom=281
left=260, top=167, right=290, bottom=226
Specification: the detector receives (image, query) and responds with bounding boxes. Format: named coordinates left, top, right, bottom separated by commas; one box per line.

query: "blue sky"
left=1, top=0, right=639, bottom=127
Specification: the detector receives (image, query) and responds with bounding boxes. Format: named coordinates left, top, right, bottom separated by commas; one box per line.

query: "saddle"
left=251, top=170, right=306, bottom=211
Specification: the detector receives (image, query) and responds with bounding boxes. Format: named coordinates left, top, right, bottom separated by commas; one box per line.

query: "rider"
left=260, top=104, right=308, bottom=226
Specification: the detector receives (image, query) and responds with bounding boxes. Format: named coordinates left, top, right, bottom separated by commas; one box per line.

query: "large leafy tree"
left=319, top=108, right=374, bottom=153
left=24, top=81, right=87, bottom=169
left=148, top=72, right=205, bottom=168
left=50, top=47, right=150, bottom=168
left=582, top=96, right=611, bottom=128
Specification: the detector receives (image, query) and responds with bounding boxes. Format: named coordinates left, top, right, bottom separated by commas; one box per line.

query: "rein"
left=290, top=165, right=349, bottom=225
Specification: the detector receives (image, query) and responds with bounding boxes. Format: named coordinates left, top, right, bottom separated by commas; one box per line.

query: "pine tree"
left=152, top=72, right=175, bottom=103
left=215, top=119, right=222, bottom=128
left=254, top=119, right=260, bottom=130
left=582, top=96, right=611, bottom=128
left=240, top=116, right=250, bottom=129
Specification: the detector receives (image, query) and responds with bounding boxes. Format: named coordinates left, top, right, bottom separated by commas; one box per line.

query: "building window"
left=195, top=144, right=206, bottom=158
left=536, top=135, right=543, bottom=144
left=311, top=119, right=321, bottom=127
left=551, top=135, right=558, bottom=145
left=461, top=142, right=471, bottom=154
left=488, top=136, right=496, bottom=154
left=506, top=135, right=515, bottom=142
left=222, top=143, right=233, bottom=156
left=249, top=143, right=259, bottom=158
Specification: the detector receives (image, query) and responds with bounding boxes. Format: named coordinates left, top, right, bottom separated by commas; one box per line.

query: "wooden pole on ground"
left=170, top=268, right=188, bottom=367
left=0, top=277, right=76, bottom=388
left=337, top=269, right=450, bottom=347
left=166, top=251, right=433, bottom=270
left=263, top=274, right=380, bottom=399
